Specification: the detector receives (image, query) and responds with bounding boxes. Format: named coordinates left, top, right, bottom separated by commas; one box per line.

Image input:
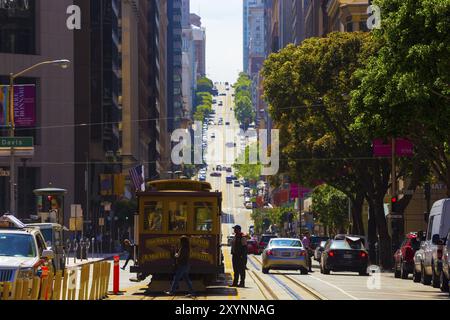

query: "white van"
left=417, top=198, right=450, bottom=288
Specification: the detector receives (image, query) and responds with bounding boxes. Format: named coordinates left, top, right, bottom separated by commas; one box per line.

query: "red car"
left=394, top=232, right=421, bottom=279
left=247, top=239, right=259, bottom=255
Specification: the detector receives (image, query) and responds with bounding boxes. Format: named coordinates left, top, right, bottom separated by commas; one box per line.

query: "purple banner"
left=0, top=86, right=8, bottom=127
left=373, top=138, right=414, bottom=157
left=14, top=85, right=36, bottom=127
left=373, top=139, right=391, bottom=157
left=290, top=184, right=312, bottom=199
left=0, top=84, right=36, bottom=128
left=395, top=138, right=414, bottom=157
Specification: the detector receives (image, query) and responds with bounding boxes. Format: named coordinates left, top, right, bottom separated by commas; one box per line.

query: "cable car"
left=131, top=180, right=224, bottom=291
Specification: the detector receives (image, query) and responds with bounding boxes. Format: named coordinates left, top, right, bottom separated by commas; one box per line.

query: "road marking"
left=308, top=275, right=359, bottom=300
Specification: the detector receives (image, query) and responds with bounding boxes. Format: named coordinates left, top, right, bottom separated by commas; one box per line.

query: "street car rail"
left=250, top=255, right=325, bottom=300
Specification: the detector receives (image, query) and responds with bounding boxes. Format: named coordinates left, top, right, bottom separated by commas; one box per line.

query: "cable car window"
left=144, top=201, right=163, bottom=232
left=194, top=202, right=213, bottom=232
left=169, top=201, right=188, bottom=232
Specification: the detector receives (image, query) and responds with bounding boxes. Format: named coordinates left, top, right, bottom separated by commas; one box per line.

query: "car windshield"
left=0, top=233, right=37, bottom=257
left=39, top=228, right=53, bottom=243
left=331, top=239, right=364, bottom=250
left=270, top=239, right=302, bottom=248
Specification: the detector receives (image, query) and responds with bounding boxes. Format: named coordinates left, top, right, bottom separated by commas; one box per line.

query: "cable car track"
left=249, top=255, right=325, bottom=300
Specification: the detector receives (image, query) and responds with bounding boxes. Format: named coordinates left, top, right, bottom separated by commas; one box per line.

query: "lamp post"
left=8, top=59, right=70, bottom=215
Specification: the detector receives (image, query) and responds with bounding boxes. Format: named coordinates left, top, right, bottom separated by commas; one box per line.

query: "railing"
left=0, top=260, right=111, bottom=300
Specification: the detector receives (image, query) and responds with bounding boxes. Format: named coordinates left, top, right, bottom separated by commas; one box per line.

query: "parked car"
left=247, top=239, right=259, bottom=255
left=245, top=202, right=253, bottom=209
left=440, top=229, right=450, bottom=293
left=314, top=240, right=328, bottom=262
left=25, top=223, right=67, bottom=271
left=261, top=238, right=308, bottom=274
left=320, top=237, right=369, bottom=276
left=216, top=165, right=222, bottom=171
left=415, top=198, right=450, bottom=288
left=413, top=232, right=427, bottom=282
left=258, top=234, right=278, bottom=254
left=0, top=215, right=55, bottom=297
left=226, top=176, right=233, bottom=184
left=226, top=167, right=232, bottom=173
left=310, top=236, right=330, bottom=251
left=394, top=232, right=421, bottom=279
left=234, top=180, right=240, bottom=187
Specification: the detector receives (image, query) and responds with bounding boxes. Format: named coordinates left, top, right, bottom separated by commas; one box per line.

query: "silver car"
left=262, top=238, right=308, bottom=274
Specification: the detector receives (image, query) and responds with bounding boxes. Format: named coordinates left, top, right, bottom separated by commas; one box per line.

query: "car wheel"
left=359, top=269, right=369, bottom=276
left=394, top=262, right=401, bottom=278
left=440, top=270, right=449, bottom=292
left=262, top=268, right=269, bottom=274
left=413, top=268, right=421, bottom=283
left=421, top=263, right=432, bottom=285
left=300, top=268, right=308, bottom=275
left=431, top=262, right=440, bottom=288
left=400, top=261, right=409, bottom=279
left=323, top=265, right=330, bottom=275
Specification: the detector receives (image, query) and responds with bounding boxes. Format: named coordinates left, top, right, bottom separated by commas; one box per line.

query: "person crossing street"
left=230, top=225, right=248, bottom=288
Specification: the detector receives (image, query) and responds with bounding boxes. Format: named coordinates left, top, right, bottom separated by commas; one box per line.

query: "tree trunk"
left=374, top=200, right=393, bottom=270
left=351, top=193, right=365, bottom=235
left=368, top=204, right=377, bottom=265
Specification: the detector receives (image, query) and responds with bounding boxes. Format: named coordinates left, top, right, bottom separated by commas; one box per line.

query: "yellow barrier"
left=0, top=260, right=112, bottom=301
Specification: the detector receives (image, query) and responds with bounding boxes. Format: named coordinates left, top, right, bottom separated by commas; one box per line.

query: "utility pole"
left=8, top=73, right=16, bottom=215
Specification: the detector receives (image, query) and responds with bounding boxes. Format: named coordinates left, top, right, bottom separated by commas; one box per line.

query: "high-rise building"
left=192, top=24, right=206, bottom=79
left=245, top=0, right=265, bottom=77
left=292, top=0, right=306, bottom=45
left=326, top=0, right=369, bottom=33
left=0, top=0, right=75, bottom=222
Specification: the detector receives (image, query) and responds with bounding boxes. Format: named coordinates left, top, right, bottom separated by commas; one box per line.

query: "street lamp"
left=8, top=59, right=71, bottom=215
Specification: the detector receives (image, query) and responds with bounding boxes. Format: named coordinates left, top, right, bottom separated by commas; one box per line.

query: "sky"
left=190, top=0, right=243, bottom=84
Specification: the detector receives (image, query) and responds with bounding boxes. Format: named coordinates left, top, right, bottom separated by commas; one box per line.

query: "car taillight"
left=260, top=242, right=265, bottom=247
left=328, top=251, right=335, bottom=257
left=360, top=251, right=368, bottom=259
left=266, top=250, right=273, bottom=256
left=296, top=251, right=306, bottom=257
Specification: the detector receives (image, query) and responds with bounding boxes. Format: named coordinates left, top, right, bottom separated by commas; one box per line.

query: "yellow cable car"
left=131, top=180, right=224, bottom=288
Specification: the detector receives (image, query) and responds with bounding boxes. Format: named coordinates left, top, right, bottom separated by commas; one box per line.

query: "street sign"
left=0, top=137, right=33, bottom=148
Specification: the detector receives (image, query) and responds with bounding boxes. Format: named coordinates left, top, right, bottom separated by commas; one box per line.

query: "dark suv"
left=258, top=234, right=278, bottom=254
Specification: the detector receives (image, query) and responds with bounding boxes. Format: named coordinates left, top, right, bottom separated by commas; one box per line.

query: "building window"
left=0, top=0, right=36, bottom=54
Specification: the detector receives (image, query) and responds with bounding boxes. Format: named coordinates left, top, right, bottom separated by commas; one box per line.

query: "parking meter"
left=73, top=240, right=78, bottom=263
left=85, top=238, right=90, bottom=260
left=66, top=239, right=72, bottom=265
left=91, top=238, right=95, bottom=259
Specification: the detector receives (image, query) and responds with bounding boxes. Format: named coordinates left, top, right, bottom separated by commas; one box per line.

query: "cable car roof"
left=147, top=180, right=212, bottom=192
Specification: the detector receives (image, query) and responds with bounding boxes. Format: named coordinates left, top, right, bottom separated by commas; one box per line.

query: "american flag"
left=129, top=165, right=145, bottom=191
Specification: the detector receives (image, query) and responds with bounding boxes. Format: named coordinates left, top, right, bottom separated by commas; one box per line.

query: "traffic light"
left=391, top=196, right=399, bottom=213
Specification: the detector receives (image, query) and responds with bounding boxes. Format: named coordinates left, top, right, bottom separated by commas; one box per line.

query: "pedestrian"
left=230, top=225, right=247, bottom=288
left=302, top=232, right=313, bottom=272
left=121, top=239, right=136, bottom=270
left=166, top=235, right=195, bottom=297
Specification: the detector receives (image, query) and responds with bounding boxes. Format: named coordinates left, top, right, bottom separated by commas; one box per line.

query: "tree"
left=262, top=31, right=421, bottom=269
left=233, top=73, right=256, bottom=127
left=196, top=77, right=214, bottom=94
left=233, top=144, right=262, bottom=182
left=311, top=185, right=350, bottom=235
left=352, top=0, right=450, bottom=195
